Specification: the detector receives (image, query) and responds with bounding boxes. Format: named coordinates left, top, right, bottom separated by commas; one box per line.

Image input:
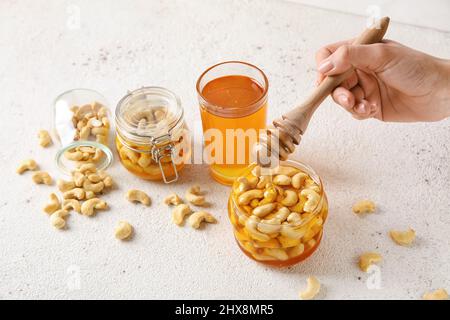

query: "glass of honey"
left=196, top=61, right=269, bottom=185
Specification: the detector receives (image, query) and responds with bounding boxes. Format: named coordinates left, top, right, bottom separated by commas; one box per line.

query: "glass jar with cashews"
left=115, top=87, right=191, bottom=183
left=54, top=88, right=114, bottom=174
left=228, top=160, right=328, bottom=267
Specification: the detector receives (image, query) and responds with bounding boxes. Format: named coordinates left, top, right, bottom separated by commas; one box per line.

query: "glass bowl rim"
left=55, top=141, right=113, bottom=175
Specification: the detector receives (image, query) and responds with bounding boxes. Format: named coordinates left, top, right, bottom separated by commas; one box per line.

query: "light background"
left=0, top=0, right=449, bottom=299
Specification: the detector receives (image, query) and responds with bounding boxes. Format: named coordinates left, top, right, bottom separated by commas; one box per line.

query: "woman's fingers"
left=315, top=39, right=354, bottom=85
left=331, top=87, right=355, bottom=111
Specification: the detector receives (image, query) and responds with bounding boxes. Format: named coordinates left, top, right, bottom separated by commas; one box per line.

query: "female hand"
left=315, top=40, right=450, bottom=122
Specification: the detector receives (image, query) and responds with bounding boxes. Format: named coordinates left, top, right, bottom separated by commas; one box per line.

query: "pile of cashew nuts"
left=230, top=165, right=326, bottom=265
left=71, top=102, right=110, bottom=145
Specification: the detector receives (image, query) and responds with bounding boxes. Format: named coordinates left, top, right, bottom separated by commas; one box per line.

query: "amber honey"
left=197, top=62, right=268, bottom=185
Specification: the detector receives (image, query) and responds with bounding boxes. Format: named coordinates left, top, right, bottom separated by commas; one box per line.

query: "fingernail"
left=355, top=103, right=367, bottom=114
left=338, top=95, right=349, bottom=107
left=318, top=60, right=333, bottom=74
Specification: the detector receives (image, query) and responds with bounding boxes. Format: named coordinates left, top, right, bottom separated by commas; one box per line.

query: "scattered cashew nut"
left=299, top=276, right=321, bottom=300
left=172, top=204, right=192, bottom=226
left=57, top=179, right=75, bottom=192
left=115, top=221, right=133, bottom=240
left=63, top=188, right=85, bottom=200
left=126, top=189, right=151, bottom=206
left=389, top=228, right=416, bottom=246
left=352, top=200, right=376, bottom=214
left=38, top=130, right=52, bottom=147
left=359, top=252, right=382, bottom=272
left=32, top=171, right=53, bottom=185
left=423, top=288, right=448, bottom=300
left=188, top=211, right=217, bottom=229
left=185, top=185, right=206, bottom=206
left=62, top=199, right=81, bottom=213
left=163, top=193, right=183, bottom=206
left=16, top=159, right=38, bottom=174
left=81, top=198, right=108, bottom=216
left=43, top=193, right=61, bottom=214
left=50, top=209, right=70, bottom=229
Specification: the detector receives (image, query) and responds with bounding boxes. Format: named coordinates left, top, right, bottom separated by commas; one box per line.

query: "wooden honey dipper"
left=256, top=17, right=390, bottom=165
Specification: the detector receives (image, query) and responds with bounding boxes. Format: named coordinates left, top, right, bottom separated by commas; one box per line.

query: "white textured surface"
left=289, top=0, right=450, bottom=32
left=1, top=0, right=449, bottom=300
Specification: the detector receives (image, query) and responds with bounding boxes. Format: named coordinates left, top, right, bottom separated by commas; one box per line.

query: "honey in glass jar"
left=197, top=61, right=268, bottom=185
left=228, top=160, right=328, bottom=267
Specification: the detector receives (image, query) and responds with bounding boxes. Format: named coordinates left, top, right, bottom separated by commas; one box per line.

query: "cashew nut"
left=85, top=190, right=95, bottom=199
left=359, top=252, right=382, bottom=272
left=188, top=211, right=217, bottom=229
left=137, top=153, right=152, bottom=168
left=87, top=173, right=102, bottom=183
left=163, top=193, right=183, bottom=206
left=245, top=216, right=270, bottom=242
left=126, top=189, right=151, bottom=206
left=274, top=207, right=290, bottom=221
left=423, top=288, right=448, bottom=300
left=287, top=212, right=302, bottom=225
left=50, top=209, right=70, bottom=229
left=32, top=171, right=53, bottom=185
left=43, top=193, right=61, bottom=214
left=103, top=175, right=113, bottom=188
left=185, top=185, right=206, bottom=206
left=63, top=188, right=85, bottom=200
left=273, top=165, right=299, bottom=176
left=172, top=204, right=192, bottom=226
left=238, top=189, right=264, bottom=205
left=81, top=198, right=108, bottom=216
left=83, top=180, right=104, bottom=193
left=252, top=203, right=277, bottom=218
left=72, top=171, right=85, bottom=187
left=281, top=189, right=298, bottom=207
left=257, top=218, right=282, bottom=234
left=77, top=163, right=97, bottom=174
left=258, top=185, right=278, bottom=205
left=299, top=276, right=321, bottom=300
left=235, top=177, right=251, bottom=195
left=115, top=221, right=133, bottom=240
left=280, top=224, right=305, bottom=240
left=62, top=199, right=81, bottom=213
left=300, top=189, right=320, bottom=213
left=256, top=175, right=271, bottom=189
left=38, top=130, right=52, bottom=147
left=16, top=159, right=38, bottom=174
left=287, top=243, right=305, bottom=257
left=273, top=175, right=291, bottom=186
left=57, top=179, right=75, bottom=192
left=352, top=200, right=376, bottom=214
left=389, top=228, right=416, bottom=246
left=119, top=148, right=139, bottom=164
left=291, top=172, right=308, bottom=189
left=264, top=248, right=289, bottom=261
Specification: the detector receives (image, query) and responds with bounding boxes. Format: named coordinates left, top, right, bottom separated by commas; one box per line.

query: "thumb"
left=318, top=43, right=391, bottom=75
